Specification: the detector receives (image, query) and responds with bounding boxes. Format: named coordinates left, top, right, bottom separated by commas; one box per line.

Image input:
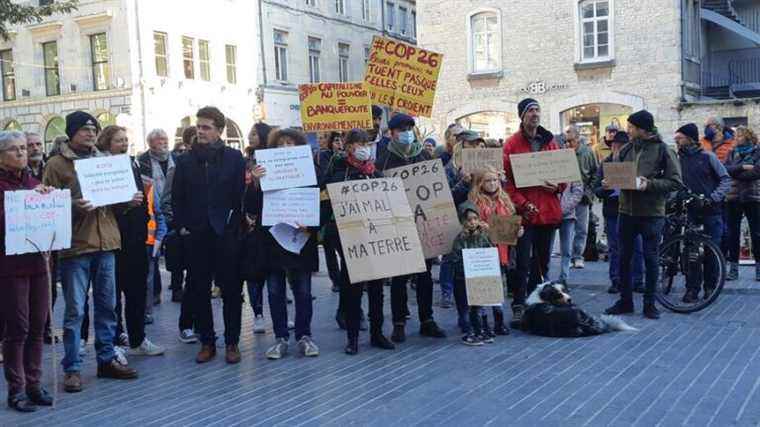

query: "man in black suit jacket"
left=171, top=106, right=245, bottom=364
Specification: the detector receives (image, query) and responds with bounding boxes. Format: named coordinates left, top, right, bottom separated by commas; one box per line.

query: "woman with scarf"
left=724, top=126, right=760, bottom=281
left=324, top=129, right=396, bottom=354
left=0, top=131, right=54, bottom=412
left=375, top=113, right=447, bottom=343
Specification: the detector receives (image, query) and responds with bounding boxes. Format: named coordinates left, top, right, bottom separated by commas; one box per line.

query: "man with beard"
left=25, top=132, right=45, bottom=181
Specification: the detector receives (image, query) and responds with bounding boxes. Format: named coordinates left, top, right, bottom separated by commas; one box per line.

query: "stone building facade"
left=0, top=0, right=258, bottom=153
left=257, top=0, right=417, bottom=127
left=418, top=0, right=760, bottom=143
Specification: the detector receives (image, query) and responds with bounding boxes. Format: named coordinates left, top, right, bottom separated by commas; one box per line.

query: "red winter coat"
left=503, top=126, right=565, bottom=226
left=0, top=168, right=47, bottom=277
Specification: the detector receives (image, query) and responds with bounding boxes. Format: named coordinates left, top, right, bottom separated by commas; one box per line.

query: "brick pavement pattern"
left=3, top=259, right=760, bottom=426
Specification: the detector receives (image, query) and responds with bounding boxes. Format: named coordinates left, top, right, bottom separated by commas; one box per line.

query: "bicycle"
left=656, top=190, right=726, bottom=313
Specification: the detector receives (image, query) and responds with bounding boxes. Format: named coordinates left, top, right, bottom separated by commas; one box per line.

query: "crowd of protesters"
left=2, top=98, right=758, bottom=413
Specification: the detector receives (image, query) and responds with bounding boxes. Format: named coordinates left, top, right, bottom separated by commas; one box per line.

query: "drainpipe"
left=257, top=0, right=268, bottom=104
left=134, top=0, right=147, bottom=149
left=679, top=0, right=687, bottom=104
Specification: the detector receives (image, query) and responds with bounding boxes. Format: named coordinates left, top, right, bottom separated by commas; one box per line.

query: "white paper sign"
left=256, top=145, right=318, bottom=191
left=262, top=188, right=320, bottom=227
left=4, top=189, right=72, bottom=255
left=270, top=223, right=310, bottom=254
left=74, top=155, right=137, bottom=207
left=463, top=247, right=504, bottom=307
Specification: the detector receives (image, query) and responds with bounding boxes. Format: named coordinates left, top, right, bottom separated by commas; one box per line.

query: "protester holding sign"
left=171, top=107, right=246, bottom=364
left=96, top=126, right=165, bottom=358
left=251, top=128, right=320, bottom=360
left=0, top=130, right=55, bottom=412
left=43, top=111, right=143, bottom=392
left=322, top=129, right=396, bottom=354
left=468, top=168, right=522, bottom=335
left=502, top=99, right=565, bottom=328
left=375, top=113, right=447, bottom=342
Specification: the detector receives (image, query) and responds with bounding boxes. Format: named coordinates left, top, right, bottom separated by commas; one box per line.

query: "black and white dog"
left=520, top=283, right=638, bottom=337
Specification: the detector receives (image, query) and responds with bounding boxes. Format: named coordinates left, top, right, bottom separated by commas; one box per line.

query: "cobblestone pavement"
left=3, top=257, right=760, bottom=426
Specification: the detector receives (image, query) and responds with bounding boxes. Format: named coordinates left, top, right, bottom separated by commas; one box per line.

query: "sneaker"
left=117, top=332, right=129, bottom=347
left=253, top=315, right=266, bottom=334
left=63, top=372, right=82, bottom=393
left=144, top=314, right=154, bottom=325
left=575, top=259, right=585, bottom=269
left=113, top=346, right=128, bottom=365
left=605, top=300, right=634, bottom=315
left=266, top=338, right=288, bottom=360
left=179, top=329, right=198, bottom=344
left=129, top=338, right=165, bottom=356
left=287, top=320, right=295, bottom=330
left=211, top=286, right=221, bottom=299
left=481, top=333, right=495, bottom=344
left=79, top=339, right=87, bottom=357
left=461, top=333, right=483, bottom=346
left=298, top=336, right=320, bottom=357
left=97, top=359, right=138, bottom=379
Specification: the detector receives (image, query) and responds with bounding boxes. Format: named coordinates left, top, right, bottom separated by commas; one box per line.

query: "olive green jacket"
left=618, top=136, right=683, bottom=217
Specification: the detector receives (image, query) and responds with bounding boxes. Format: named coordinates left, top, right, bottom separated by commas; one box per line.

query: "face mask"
left=704, top=126, right=717, bottom=142
left=353, top=146, right=371, bottom=161
left=397, top=130, right=415, bottom=146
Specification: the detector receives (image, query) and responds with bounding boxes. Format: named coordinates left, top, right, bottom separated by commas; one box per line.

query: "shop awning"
left=702, top=8, right=760, bottom=46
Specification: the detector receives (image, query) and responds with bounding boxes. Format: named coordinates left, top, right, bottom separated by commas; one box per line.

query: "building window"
left=199, top=39, right=211, bottom=81
left=308, top=37, right=321, bottom=83
left=226, top=119, right=243, bottom=151
left=469, top=11, right=500, bottom=73
left=97, top=112, right=115, bottom=128
left=274, top=30, right=289, bottom=81
left=578, top=0, right=612, bottom=62
left=44, top=116, right=65, bottom=153
left=90, top=33, right=110, bottom=91
left=182, top=36, right=195, bottom=79
left=305, top=0, right=316, bottom=6
left=335, top=0, right=345, bottom=15
left=225, top=45, right=237, bottom=84
left=362, top=0, right=371, bottom=21
left=39, top=0, right=54, bottom=5
left=411, top=10, right=416, bottom=38
left=153, top=32, right=169, bottom=77
left=399, top=6, right=407, bottom=35
left=0, top=49, right=16, bottom=101
left=386, top=2, right=395, bottom=31
left=682, top=0, right=700, bottom=60
left=338, top=43, right=350, bottom=82
left=42, top=41, right=60, bottom=96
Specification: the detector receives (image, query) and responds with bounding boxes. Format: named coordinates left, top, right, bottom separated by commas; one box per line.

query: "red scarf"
left=346, top=153, right=375, bottom=176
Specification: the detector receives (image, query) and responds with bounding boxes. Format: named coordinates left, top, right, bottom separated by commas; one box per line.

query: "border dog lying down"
left=520, top=283, right=639, bottom=337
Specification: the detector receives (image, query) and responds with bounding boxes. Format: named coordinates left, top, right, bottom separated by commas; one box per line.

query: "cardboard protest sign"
left=386, top=159, right=460, bottom=259
left=327, top=178, right=426, bottom=284
left=488, top=215, right=523, bottom=246
left=603, top=162, right=638, bottom=190
left=463, top=247, right=504, bottom=306
left=262, top=187, right=320, bottom=226
left=298, top=82, right=373, bottom=132
left=363, top=36, right=442, bottom=118
left=4, top=189, right=72, bottom=255
left=509, top=149, right=581, bottom=188
left=256, top=145, right=317, bottom=191
left=461, top=148, right=504, bottom=175
left=74, top=154, right=138, bottom=207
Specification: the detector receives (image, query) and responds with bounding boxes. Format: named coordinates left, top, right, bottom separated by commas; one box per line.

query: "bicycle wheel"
left=656, top=233, right=726, bottom=313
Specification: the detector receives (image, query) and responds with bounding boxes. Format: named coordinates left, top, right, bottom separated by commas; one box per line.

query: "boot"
left=727, top=262, right=739, bottom=281
left=605, top=299, right=634, bottom=315
left=391, top=323, right=406, bottom=343
left=682, top=288, right=699, bottom=304
left=370, top=326, right=395, bottom=350
left=755, top=263, right=760, bottom=282
left=493, top=310, right=510, bottom=336
left=419, top=320, right=446, bottom=338
left=344, top=331, right=358, bottom=355
left=335, top=309, right=346, bottom=330
left=509, top=305, right=525, bottom=329
left=643, top=300, right=660, bottom=319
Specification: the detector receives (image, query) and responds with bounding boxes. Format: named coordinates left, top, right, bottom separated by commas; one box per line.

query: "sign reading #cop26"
left=364, top=36, right=442, bottom=118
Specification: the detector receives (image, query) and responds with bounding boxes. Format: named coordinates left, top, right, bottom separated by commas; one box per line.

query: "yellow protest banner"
left=298, top=82, right=373, bottom=132
left=363, top=36, right=442, bottom=118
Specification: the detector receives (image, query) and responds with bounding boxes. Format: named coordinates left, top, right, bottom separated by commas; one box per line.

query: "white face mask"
left=353, top=146, right=372, bottom=161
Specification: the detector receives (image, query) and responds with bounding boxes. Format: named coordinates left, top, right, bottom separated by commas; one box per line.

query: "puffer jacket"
left=43, top=143, right=122, bottom=259
left=725, top=144, right=760, bottom=203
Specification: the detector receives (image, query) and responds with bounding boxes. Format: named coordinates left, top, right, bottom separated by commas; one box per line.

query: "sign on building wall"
left=364, top=36, right=442, bottom=118
left=298, top=82, right=373, bottom=132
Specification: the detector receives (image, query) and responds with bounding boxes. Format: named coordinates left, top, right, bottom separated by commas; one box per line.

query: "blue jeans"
left=439, top=259, right=454, bottom=299
left=572, top=203, right=590, bottom=261
left=60, top=251, right=117, bottom=372
left=246, top=277, right=265, bottom=317
left=606, top=215, right=644, bottom=286
left=267, top=269, right=312, bottom=340
left=558, top=219, right=576, bottom=282
left=619, top=215, right=665, bottom=302
left=686, top=213, right=723, bottom=291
